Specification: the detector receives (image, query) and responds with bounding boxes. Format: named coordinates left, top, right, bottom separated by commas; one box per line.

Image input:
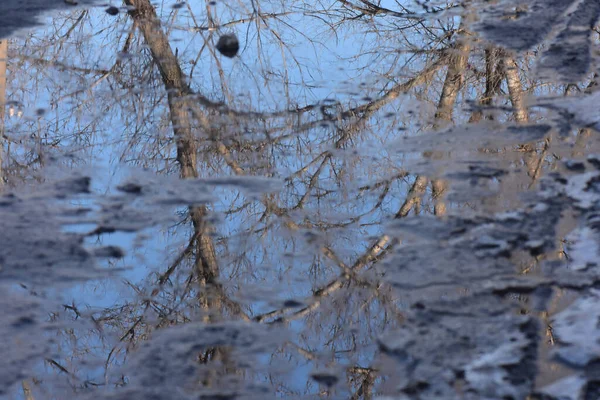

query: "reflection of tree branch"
left=125, top=0, right=256, bottom=331
left=9, top=53, right=111, bottom=76
left=255, top=164, right=433, bottom=324
left=528, top=136, right=551, bottom=188
left=255, top=234, right=391, bottom=323
left=293, top=154, right=329, bottom=210
left=157, top=232, right=198, bottom=285
left=175, top=12, right=299, bottom=32
left=201, top=54, right=446, bottom=228
left=336, top=0, right=455, bottom=19
left=288, top=340, right=378, bottom=400
left=341, top=56, right=447, bottom=120
left=61, top=10, right=87, bottom=40
left=45, top=358, right=72, bottom=375
left=431, top=179, right=447, bottom=216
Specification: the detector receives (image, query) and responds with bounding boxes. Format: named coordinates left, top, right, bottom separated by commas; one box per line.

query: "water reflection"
left=1, top=0, right=599, bottom=398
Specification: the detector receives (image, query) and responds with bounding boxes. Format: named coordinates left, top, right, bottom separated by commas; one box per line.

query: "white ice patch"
left=552, top=289, right=600, bottom=366
left=465, top=336, right=529, bottom=398
left=392, top=122, right=550, bottom=153
left=539, top=374, right=587, bottom=400
left=565, top=171, right=600, bottom=209
left=553, top=90, right=600, bottom=131
left=566, top=226, right=600, bottom=271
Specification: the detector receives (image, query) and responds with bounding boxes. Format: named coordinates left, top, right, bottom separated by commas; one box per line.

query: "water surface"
left=1, top=1, right=600, bottom=399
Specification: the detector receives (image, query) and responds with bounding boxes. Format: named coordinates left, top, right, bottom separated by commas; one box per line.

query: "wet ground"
left=1, top=0, right=600, bottom=399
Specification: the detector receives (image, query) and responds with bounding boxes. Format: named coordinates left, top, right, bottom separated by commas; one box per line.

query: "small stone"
left=105, top=6, right=119, bottom=15
left=525, top=239, right=545, bottom=256
left=117, top=182, right=143, bottom=194
left=55, top=176, right=91, bottom=194
left=283, top=299, right=303, bottom=308
left=216, top=34, right=239, bottom=58
left=564, top=160, right=585, bottom=172
left=93, top=246, right=125, bottom=258
left=588, top=155, right=600, bottom=170
left=311, top=372, right=339, bottom=387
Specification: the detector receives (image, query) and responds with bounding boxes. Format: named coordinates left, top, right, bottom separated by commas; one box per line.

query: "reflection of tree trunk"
left=350, top=369, right=374, bottom=400
left=395, top=175, right=428, bottom=218
left=502, top=55, right=528, bottom=123
left=198, top=346, right=238, bottom=388
left=501, top=54, right=538, bottom=177
left=434, top=23, right=471, bottom=126
left=124, top=0, right=219, bottom=294
left=470, top=47, right=503, bottom=123
left=430, top=21, right=471, bottom=215
left=125, top=0, right=236, bottom=390
left=22, top=380, right=35, bottom=400
left=0, top=39, right=8, bottom=186
left=431, top=179, right=447, bottom=216
left=429, top=177, right=446, bottom=216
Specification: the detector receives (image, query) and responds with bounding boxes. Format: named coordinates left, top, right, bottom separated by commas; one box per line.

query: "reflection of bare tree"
left=124, top=0, right=265, bottom=392
left=131, top=2, right=219, bottom=278
left=5, top=1, right=595, bottom=398
left=116, top=1, right=449, bottom=392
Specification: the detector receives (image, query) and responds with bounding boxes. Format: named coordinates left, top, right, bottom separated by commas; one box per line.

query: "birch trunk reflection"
left=429, top=20, right=473, bottom=217
left=125, top=0, right=219, bottom=293
left=125, top=0, right=239, bottom=391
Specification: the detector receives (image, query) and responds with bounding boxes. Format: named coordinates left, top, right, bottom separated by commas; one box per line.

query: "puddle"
left=1, top=0, right=600, bottom=398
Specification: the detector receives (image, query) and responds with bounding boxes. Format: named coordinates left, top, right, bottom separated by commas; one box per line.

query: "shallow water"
left=1, top=1, right=600, bottom=399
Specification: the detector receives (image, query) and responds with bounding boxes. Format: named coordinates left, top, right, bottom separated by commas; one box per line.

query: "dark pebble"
left=105, top=6, right=119, bottom=16
left=216, top=34, right=239, bottom=58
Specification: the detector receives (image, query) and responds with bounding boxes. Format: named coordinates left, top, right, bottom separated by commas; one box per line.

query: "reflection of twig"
left=61, top=10, right=87, bottom=39
left=9, top=54, right=110, bottom=75
left=119, top=315, right=144, bottom=342
left=62, top=302, right=82, bottom=319
left=157, top=233, right=198, bottom=285
left=287, top=341, right=318, bottom=360
left=337, top=0, right=455, bottom=19
left=528, top=136, right=551, bottom=188
left=254, top=160, right=424, bottom=324
left=546, top=323, right=555, bottom=346
left=255, top=234, right=391, bottom=323
left=178, top=12, right=299, bottom=32
left=45, top=358, right=72, bottom=375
